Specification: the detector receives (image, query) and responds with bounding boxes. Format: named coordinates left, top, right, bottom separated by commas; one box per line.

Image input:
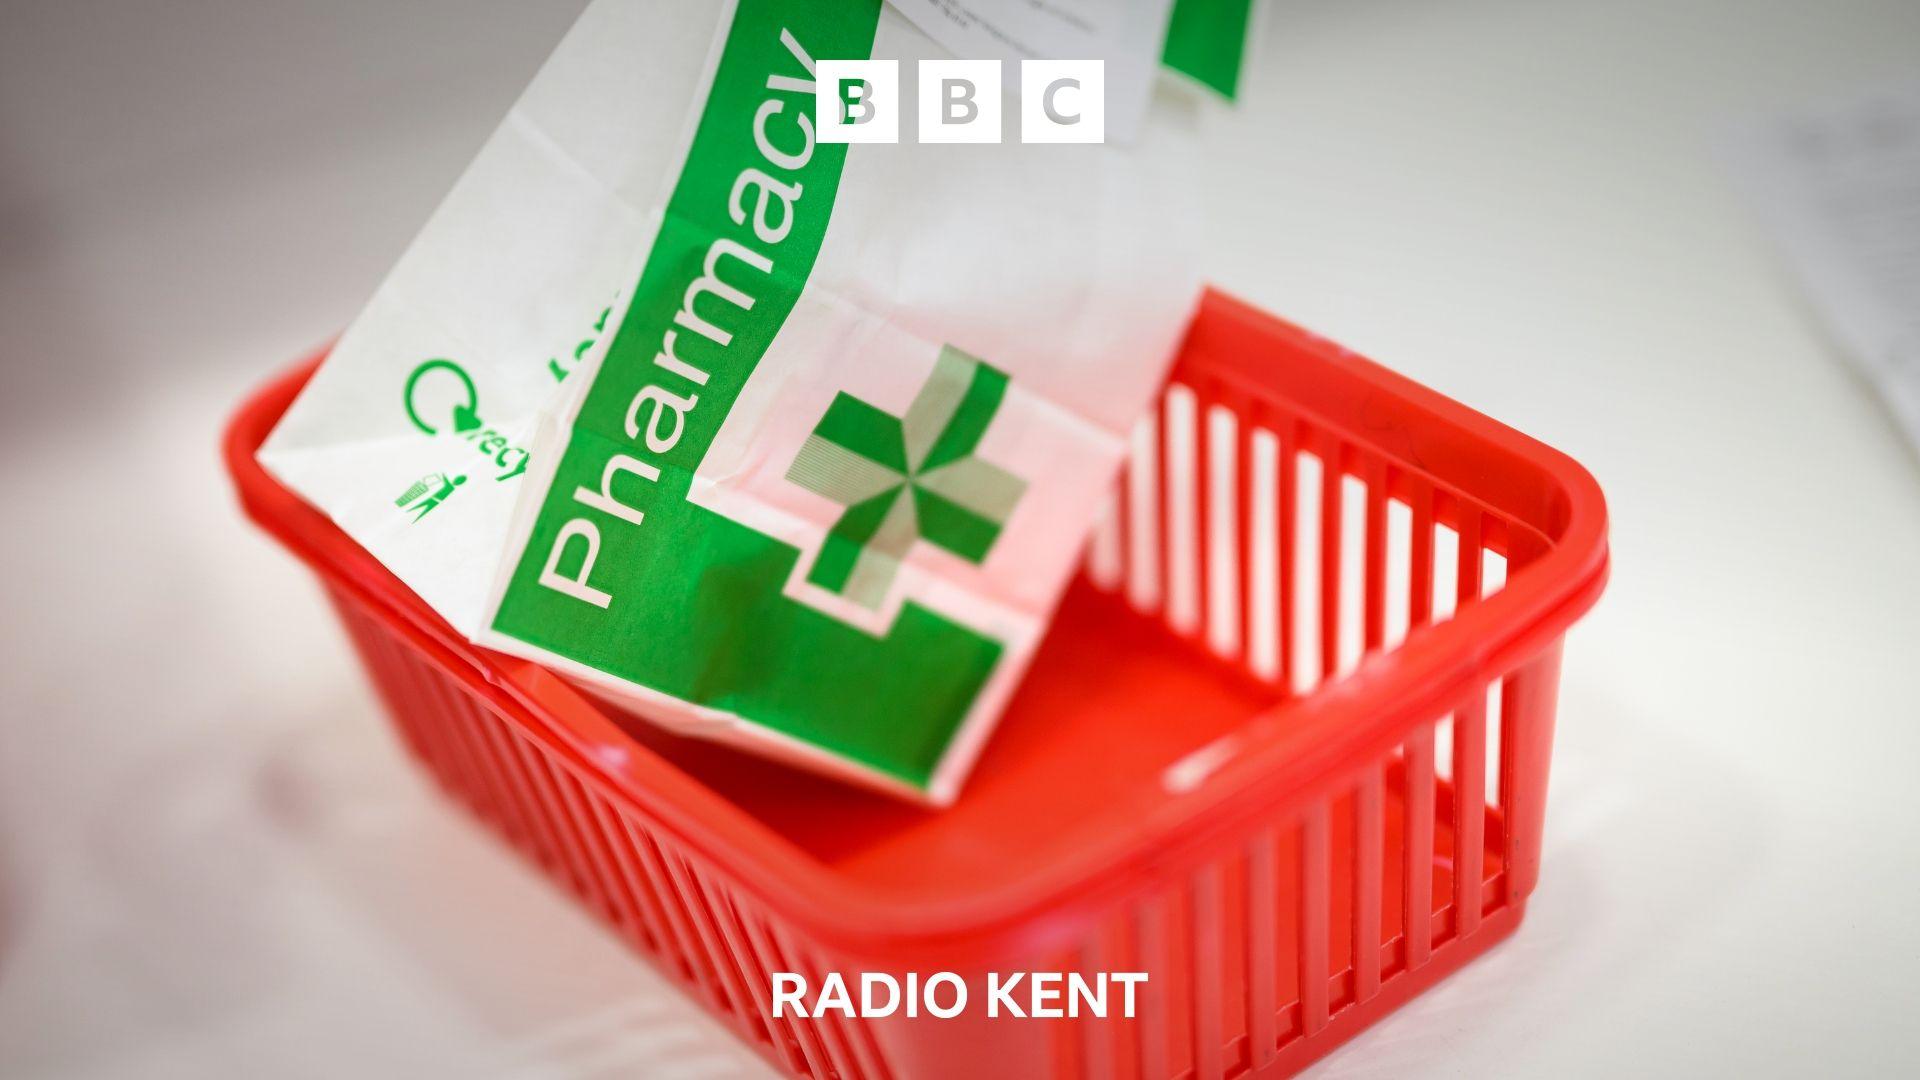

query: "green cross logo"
left=786, top=345, right=1027, bottom=611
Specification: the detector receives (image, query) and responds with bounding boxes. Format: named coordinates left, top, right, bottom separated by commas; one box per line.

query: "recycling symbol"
left=403, top=358, right=484, bottom=436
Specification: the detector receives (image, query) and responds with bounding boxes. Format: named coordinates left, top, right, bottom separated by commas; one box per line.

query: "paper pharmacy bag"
left=259, top=0, right=1199, bottom=803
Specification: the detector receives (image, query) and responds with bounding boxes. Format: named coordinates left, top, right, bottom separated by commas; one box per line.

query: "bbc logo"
left=815, top=59, right=1104, bottom=145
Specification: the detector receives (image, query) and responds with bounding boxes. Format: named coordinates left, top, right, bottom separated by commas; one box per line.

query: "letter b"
left=945, top=80, right=977, bottom=124
left=919, top=59, right=1001, bottom=144
left=817, top=60, right=899, bottom=144
left=843, top=80, right=874, bottom=125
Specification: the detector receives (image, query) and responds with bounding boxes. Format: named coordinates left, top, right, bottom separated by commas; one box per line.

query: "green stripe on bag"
left=1163, top=0, right=1254, bottom=100
left=494, top=0, right=1005, bottom=791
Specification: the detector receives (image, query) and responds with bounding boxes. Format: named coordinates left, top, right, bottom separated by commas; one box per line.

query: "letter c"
left=1043, top=78, right=1081, bottom=125
left=754, top=99, right=813, bottom=171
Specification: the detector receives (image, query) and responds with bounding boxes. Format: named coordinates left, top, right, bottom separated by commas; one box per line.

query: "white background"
left=2, top=1, right=1917, bottom=1076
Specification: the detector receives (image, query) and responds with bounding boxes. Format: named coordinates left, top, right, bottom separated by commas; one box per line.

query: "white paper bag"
left=261, top=0, right=1198, bottom=803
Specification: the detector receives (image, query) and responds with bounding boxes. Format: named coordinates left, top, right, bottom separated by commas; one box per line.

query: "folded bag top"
left=256, top=0, right=1201, bottom=803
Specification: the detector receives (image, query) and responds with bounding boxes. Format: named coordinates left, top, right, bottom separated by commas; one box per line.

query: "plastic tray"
left=224, top=289, right=1608, bottom=1078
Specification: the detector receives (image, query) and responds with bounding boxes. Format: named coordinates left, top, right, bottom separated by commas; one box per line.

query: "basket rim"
left=223, top=288, right=1609, bottom=963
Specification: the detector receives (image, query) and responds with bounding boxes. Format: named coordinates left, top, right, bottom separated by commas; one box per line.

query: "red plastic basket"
left=225, top=289, right=1607, bottom=1078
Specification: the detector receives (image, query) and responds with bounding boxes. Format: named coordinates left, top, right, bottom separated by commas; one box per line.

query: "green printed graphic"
left=492, top=0, right=1003, bottom=790
left=1163, top=0, right=1253, bottom=100
left=400, top=358, right=530, bottom=485
left=788, top=346, right=1025, bottom=608
left=404, top=359, right=481, bottom=435
left=548, top=305, right=613, bottom=383
left=396, top=471, right=466, bottom=522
